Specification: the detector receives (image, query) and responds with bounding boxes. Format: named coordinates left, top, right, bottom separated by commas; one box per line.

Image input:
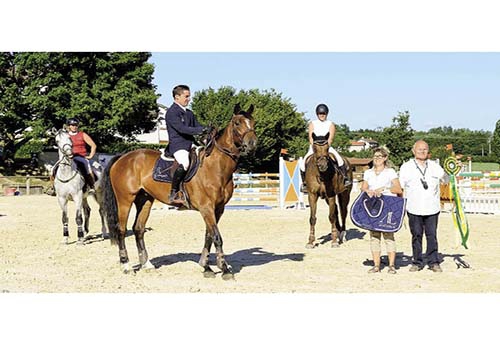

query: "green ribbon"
left=444, top=156, right=469, bottom=249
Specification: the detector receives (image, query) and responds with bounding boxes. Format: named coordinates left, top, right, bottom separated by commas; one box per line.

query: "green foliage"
left=491, top=119, right=500, bottom=159
left=14, top=139, right=46, bottom=159
left=101, top=141, right=163, bottom=154
left=333, top=123, right=351, bottom=151
left=417, top=126, right=492, bottom=156
left=379, top=111, right=415, bottom=166
left=1, top=52, right=159, bottom=161
left=471, top=155, right=498, bottom=163
left=192, top=86, right=307, bottom=172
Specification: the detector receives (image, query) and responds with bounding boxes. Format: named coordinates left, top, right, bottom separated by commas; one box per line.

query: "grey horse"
left=53, top=128, right=108, bottom=244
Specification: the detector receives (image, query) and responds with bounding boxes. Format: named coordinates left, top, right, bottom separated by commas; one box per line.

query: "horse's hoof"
left=331, top=242, right=340, bottom=248
left=339, top=231, right=346, bottom=243
left=76, top=239, right=85, bottom=246
left=203, top=269, right=216, bottom=278
left=306, top=243, right=315, bottom=249
left=61, top=237, right=69, bottom=245
left=141, top=261, right=155, bottom=272
left=221, top=272, right=235, bottom=281
left=121, top=263, right=132, bottom=274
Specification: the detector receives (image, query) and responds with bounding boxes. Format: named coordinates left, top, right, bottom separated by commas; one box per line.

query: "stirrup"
left=169, top=191, right=186, bottom=205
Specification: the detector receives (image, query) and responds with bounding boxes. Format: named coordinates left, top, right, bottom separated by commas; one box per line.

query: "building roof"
left=349, top=141, right=366, bottom=146
left=346, top=157, right=373, bottom=166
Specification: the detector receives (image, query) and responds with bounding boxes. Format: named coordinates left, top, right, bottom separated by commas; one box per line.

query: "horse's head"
left=312, top=133, right=330, bottom=173
left=55, top=128, right=73, bottom=158
left=231, top=103, right=257, bottom=155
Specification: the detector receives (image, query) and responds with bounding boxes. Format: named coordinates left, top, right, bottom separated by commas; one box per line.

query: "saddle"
left=51, top=159, right=99, bottom=182
left=152, top=147, right=201, bottom=184
left=350, top=192, right=407, bottom=232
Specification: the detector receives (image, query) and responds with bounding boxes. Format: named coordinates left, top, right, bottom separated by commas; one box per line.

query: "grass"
left=471, top=162, right=500, bottom=171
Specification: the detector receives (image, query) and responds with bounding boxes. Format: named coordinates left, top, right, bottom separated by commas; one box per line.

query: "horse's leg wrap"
left=76, top=210, right=84, bottom=240
left=62, top=212, right=69, bottom=237
left=213, top=227, right=232, bottom=279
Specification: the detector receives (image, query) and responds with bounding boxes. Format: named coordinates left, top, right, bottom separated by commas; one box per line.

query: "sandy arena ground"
left=1, top=194, right=500, bottom=293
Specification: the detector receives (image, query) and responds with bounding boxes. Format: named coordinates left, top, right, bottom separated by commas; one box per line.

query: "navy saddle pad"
left=152, top=157, right=198, bottom=183
left=350, top=192, right=406, bottom=232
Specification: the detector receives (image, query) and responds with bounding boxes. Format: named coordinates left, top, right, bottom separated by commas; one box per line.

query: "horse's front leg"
left=73, top=191, right=85, bottom=245
left=337, top=192, right=350, bottom=244
left=307, top=193, right=319, bottom=248
left=199, top=230, right=215, bottom=278
left=57, top=195, right=69, bottom=244
left=327, top=196, right=339, bottom=247
left=199, top=207, right=233, bottom=280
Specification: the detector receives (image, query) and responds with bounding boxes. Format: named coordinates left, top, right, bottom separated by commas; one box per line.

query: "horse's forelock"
left=236, top=110, right=253, bottom=119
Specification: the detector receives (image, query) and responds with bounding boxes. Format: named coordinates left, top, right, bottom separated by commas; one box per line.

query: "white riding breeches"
left=300, top=145, right=344, bottom=171
left=173, top=150, right=190, bottom=171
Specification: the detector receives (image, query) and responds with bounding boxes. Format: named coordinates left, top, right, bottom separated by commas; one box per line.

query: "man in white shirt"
left=399, top=140, right=447, bottom=272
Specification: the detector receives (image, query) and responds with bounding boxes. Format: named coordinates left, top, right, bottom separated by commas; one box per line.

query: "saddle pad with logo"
left=152, top=156, right=198, bottom=183
left=350, top=192, right=406, bottom=232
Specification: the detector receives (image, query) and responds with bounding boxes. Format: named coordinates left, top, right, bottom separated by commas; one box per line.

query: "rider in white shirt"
left=300, top=103, right=351, bottom=190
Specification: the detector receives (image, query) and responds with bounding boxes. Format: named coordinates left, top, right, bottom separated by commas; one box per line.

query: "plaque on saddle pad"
left=350, top=192, right=406, bottom=232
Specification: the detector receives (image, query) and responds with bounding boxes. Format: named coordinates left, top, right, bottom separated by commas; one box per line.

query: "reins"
left=213, top=121, right=254, bottom=161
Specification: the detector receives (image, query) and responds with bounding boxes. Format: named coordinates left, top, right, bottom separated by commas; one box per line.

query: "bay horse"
left=101, top=104, right=256, bottom=279
left=53, top=128, right=107, bottom=244
left=304, top=133, right=353, bottom=248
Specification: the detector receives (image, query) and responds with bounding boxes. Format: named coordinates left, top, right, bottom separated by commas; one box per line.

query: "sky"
left=150, top=52, right=499, bottom=132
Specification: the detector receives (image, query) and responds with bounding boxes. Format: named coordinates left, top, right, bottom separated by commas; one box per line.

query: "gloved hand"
left=201, top=126, right=214, bottom=135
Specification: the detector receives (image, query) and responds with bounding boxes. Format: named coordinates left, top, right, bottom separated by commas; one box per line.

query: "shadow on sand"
left=151, top=247, right=305, bottom=274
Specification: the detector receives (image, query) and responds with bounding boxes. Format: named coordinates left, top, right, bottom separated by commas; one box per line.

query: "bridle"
left=214, top=117, right=255, bottom=161
left=313, top=139, right=331, bottom=172
left=55, top=132, right=79, bottom=183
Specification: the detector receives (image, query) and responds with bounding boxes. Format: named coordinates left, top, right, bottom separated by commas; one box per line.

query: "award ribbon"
left=444, top=156, right=469, bottom=249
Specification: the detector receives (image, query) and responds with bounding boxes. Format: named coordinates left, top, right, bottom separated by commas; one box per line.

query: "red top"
left=70, top=131, right=87, bottom=157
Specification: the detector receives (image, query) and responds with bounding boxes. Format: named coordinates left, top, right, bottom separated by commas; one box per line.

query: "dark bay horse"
left=304, top=133, right=353, bottom=248
left=102, top=104, right=256, bottom=279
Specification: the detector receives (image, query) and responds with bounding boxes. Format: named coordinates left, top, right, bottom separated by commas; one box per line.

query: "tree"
left=333, top=123, right=352, bottom=151
left=1, top=52, right=159, bottom=161
left=192, top=86, right=308, bottom=172
left=491, top=119, right=500, bottom=161
left=0, top=52, right=31, bottom=164
left=379, top=111, right=414, bottom=167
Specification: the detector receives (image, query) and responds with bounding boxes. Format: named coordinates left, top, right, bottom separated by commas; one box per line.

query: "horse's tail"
left=101, top=154, right=123, bottom=246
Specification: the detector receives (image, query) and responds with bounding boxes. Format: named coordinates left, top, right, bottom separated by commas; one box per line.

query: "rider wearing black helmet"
left=315, top=103, right=329, bottom=115
left=300, top=103, right=352, bottom=191
left=66, top=117, right=97, bottom=193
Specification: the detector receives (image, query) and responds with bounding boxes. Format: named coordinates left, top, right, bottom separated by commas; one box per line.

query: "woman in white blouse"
left=360, top=147, right=403, bottom=274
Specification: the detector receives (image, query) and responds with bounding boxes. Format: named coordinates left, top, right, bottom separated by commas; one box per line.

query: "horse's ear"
left=246, top=104, right=254, bottom=117
left=50, top=127, right=58, bottom=135
left=325, top=132, right=330, bottom=140
left=233, top=103, right=241, bottom=115
left=312, top=133, right=318, bottom=141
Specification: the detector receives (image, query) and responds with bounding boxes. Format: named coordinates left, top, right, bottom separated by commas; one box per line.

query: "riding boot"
left=339, top=164, right=352, bottom=187
left=300, top=170, right=307, bottom=193
left=169, top=166, right=187, bottom=205
left=85, top=172, right=96, bottom=194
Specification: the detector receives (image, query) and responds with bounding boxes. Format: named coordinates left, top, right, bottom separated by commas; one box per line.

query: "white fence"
left=457, top=171, right=500, bottom=215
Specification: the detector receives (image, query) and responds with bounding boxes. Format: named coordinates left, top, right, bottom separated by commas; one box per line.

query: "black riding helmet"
left=66, top=117, right=79, bottom=126
left=315, top=104, right=329, bottom=115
